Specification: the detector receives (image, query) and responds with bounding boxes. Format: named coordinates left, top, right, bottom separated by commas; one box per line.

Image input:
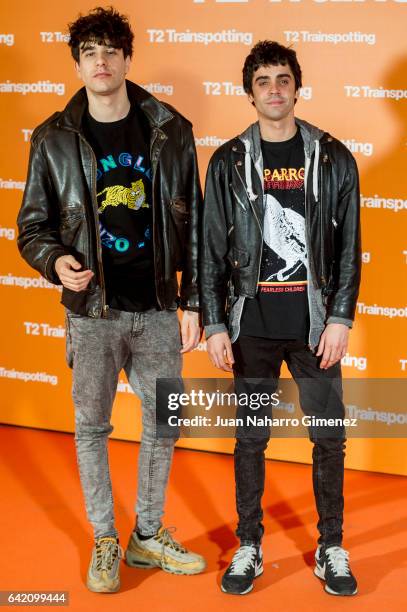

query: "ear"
left=74, top=61, right=81, bottom=80
left=248, top=92, right=254, bottom=105
left=124, top=55, right=131, bottom=75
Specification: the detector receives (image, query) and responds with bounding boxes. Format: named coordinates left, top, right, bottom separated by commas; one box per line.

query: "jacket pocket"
left=168, top=197, right=190, bottom=270
left=227, top=246, right=250, bottom=269
left=59, top=207, right=85, bottom=244
left=59, top=207, right=86, bottom=252
left=60, top=203, right=85, bottom=223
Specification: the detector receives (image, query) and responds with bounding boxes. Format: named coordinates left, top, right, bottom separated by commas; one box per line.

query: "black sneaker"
left=314, top=545, right=358, bottom=596
left=221, top=544, right=263, bottom=595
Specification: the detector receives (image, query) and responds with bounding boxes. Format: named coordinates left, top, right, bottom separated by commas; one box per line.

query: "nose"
left=269, top=81, right=280, bottom=95
left=95, top=53, right=107, bottom=66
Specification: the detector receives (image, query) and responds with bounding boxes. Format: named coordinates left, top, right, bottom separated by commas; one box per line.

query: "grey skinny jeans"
left=65, top=307, right=182, bottom=539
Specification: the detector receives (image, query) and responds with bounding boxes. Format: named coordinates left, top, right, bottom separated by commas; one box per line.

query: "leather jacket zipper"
left=304, top=155, right=317, bottom=286
left=319, top=161, right=325, bottom=289
left=78, top=134, right=107, bottom=317
left=150, top=128, right=167, bottom=309
left=304, top=154, right=314, bottom=348
left=253, top=206, right=263, bottom=287
left=234, top=161, right=263, bottom=288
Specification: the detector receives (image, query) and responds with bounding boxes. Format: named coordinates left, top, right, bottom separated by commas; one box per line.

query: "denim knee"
left=75, top=422, right=113, bottom=441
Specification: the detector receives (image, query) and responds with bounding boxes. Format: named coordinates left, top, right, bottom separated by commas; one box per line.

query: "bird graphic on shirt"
left=263, top=193, right=306, bottom=281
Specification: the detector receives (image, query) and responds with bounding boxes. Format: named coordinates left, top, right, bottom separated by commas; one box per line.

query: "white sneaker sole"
left=221, top=566, right=263, bottom=595
left=314, top=564, right=358, bottom=596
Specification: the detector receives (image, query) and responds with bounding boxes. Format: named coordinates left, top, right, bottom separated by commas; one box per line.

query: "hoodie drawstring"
left=244, top=140, right=257, bottom=202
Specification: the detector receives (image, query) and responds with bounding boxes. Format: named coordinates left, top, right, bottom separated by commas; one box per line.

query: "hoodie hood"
left=238, top=117, right=327, bottom=204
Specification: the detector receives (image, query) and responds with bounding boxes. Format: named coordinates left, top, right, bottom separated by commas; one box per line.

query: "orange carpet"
left=1, top=425, right=406, bottom=611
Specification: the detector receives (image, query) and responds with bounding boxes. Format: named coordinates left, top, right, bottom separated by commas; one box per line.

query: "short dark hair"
left=68, top=6, right=134, bottom=63
left=243, top=40, right=302, bottom=94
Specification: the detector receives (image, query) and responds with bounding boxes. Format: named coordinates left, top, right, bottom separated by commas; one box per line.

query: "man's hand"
left=55, top=255, right=94, bottom=292
left=180, top=310, right=201, bottom=353
left=207, top=331, right=234, bottom=372
left=316, top=323, right=349, bottom=369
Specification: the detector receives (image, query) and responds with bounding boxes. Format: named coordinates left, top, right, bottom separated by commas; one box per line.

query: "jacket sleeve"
left=17, top=136, right=70, bottom=284
left=326, top=151, right=361, bottom=321
left=179, top=123, right=202, bottom=311
left=200, top=149, right=231, bottom=332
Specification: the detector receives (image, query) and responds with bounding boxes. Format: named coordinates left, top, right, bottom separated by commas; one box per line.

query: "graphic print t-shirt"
left=240, top=129, right=309, bottom=340
left=83, top=105, right=156, bottom=311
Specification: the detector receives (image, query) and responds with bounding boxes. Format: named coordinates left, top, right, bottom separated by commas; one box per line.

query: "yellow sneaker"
left=86, top=536, right=123, bottom=593
left=125, top=527, right=206, bottom=575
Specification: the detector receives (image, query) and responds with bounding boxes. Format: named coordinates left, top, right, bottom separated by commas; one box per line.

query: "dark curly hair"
left=68, top=6, right=134, bottom=62
left=243, top=41, right=302, bottom=94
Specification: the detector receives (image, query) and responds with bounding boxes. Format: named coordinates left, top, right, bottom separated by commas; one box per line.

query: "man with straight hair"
left=201, top=41, right=360, bottom=596
left=18, top=6, right=205, bottom=594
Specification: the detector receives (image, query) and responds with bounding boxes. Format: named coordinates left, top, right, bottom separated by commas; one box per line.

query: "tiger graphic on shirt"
left=97, top=179, right=149, bottom=213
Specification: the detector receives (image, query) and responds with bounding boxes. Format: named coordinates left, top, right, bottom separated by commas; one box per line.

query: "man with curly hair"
left=18, top=6, right=205, bottom=593
left=201, top=41, right=360, bottom=597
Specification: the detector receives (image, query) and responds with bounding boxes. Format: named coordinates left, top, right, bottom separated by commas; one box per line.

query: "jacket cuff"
left=179, top=294, right=200, bottom=312
left=180, top=305, right=200, bottom=313
left=326, top=316, right=353, bottom=329
left=45, top=249, right=71, bottom=285
left=205, top=323, right=228, bottom=339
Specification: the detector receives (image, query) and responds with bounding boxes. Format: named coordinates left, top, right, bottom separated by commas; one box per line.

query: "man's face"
left=75, top=40, right=130, bottom=95
left=248, top=63, right=299, bottom=123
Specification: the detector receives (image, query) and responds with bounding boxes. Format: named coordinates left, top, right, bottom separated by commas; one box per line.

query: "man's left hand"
left=316, top=323, right=349, bottom=369
left=180, top=310, right=201, bottom=353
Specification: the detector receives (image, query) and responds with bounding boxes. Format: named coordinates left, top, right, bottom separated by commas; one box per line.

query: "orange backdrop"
left=0, top=0, right=406, bottom=475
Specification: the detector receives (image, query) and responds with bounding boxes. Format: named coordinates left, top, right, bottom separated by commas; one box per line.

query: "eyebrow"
left=80, top=42, right=96, bottom=52
left=80, top=41, right=115, bottom=52
left=255, top=73, right=292, bottom=82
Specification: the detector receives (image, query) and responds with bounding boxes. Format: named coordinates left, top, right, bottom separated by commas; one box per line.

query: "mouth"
left=267, top=99, right=285, bottom=106
left=94, top=72, right=112, bottom=78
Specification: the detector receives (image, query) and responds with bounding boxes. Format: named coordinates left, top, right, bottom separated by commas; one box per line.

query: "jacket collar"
left=237, top=117, right=327, bottom=158
left=56, top=79, right=174, bottom=132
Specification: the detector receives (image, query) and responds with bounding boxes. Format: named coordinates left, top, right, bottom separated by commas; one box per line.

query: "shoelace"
left=155, top=527, right=187, bottom=566
left=228, top=546, right=257, bottom=576
left=325, top=546, right=351, bottom=577
left=95, top=537, right=123, bottom=572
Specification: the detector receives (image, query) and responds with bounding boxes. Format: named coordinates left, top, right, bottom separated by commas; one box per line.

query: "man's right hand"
left=207, top=331, right=235, bottom=372
left=55, top=255, right=94, bottom=292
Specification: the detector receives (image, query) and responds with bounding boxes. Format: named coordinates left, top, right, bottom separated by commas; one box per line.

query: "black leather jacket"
left=17, top=80, right=201, bottom=317
left=201, top=119, right=361, bottom=332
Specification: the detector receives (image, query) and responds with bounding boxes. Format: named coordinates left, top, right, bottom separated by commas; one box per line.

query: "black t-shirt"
left=83, top=104, right=156, bottom=312
left=240, top=129, right=309, bottom=340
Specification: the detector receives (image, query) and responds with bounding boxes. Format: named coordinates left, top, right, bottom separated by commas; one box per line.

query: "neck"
left=86, top=81, right=130, bottom=122
left=259, top=115, right=297, bottom=143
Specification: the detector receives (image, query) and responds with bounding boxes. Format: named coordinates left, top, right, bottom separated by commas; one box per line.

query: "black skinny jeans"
left=233, top=336, right=346, bottom=548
